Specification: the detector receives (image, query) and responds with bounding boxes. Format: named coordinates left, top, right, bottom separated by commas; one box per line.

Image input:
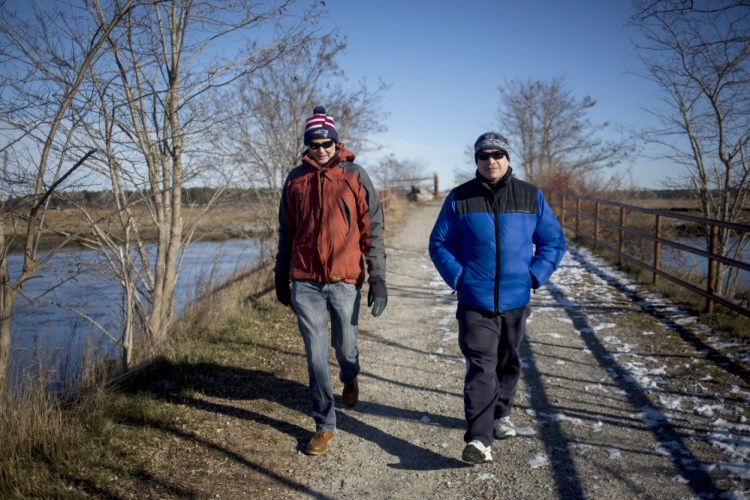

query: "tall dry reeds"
left=0, top=371, right=70, bottom=494
left=173, top=259, right=275, bottom=342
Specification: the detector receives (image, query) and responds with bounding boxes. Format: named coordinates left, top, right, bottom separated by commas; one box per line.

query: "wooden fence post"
left=653, top=214, right=661, bottom=285
left=594, top=201, right=600, bottom=247
left=706, top=224, right=717, bottom=314
left=618, top=207, right=625, bottom=267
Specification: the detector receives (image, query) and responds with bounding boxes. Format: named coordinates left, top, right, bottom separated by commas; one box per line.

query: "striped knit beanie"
left=304, top=105, right=339, bottom=145
left=474, top=132, right=510, bottom=162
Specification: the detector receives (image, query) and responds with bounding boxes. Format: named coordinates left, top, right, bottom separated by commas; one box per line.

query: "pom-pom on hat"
left=474, top=132, right=510, bottom=162
left=304, top=105, right=339, bottom=145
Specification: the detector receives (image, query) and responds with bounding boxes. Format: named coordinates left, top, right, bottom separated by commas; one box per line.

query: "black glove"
left=275, top=273, right=292, bottom=307
left=367, top=277, right=387, bottom=317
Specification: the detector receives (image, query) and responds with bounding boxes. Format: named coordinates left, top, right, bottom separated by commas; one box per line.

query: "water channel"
left=659, top=237, right=750, bottom=288
left=8, top=238, right=261, bottom=390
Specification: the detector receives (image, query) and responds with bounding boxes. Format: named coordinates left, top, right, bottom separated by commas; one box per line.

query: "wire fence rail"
left=542, top=187, right=750, bottom=319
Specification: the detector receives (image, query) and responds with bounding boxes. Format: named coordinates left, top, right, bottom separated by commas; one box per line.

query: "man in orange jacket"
left=275, top=106, right=387, bottom=456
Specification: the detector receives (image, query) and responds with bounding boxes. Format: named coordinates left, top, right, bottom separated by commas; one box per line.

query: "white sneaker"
left=462, top=440, right=493, bottom=464
left=494, top=416, right=516, bottom=439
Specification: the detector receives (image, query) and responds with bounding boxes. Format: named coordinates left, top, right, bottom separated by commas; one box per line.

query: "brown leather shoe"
left=342, top=379, right=359, bottom=408
left=306, top=431, right=334, bottom=456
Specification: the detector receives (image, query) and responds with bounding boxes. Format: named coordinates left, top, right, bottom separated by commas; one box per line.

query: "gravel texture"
left=285, top=199, right=750, bottom=499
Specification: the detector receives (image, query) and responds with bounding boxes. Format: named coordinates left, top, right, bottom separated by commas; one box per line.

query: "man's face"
left=308, top=139, right=336, bottom=165
left=476, top=149, right=509, bottom=183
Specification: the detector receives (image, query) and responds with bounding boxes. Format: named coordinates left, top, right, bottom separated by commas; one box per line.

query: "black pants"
left=457, top=302, right=530, bottom=447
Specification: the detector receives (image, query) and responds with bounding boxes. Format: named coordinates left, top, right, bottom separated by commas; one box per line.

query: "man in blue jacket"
left=429, top=132, right=566, bottom=464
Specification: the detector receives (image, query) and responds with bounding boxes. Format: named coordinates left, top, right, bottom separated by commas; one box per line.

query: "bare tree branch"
left=629, top=0, right=750, bottom=297
left=495, top=76, right=629, bottom=190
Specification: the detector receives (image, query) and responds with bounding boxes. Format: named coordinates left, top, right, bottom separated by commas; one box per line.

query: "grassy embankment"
left=0, top=196, right=409, bottom=498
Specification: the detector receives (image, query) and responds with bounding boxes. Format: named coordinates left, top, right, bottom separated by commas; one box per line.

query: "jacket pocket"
left=339, top=197, right=351, bottom=236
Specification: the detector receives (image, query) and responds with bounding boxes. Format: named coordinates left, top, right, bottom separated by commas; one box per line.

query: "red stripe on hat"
left=305, top=114, right=336, bottom=132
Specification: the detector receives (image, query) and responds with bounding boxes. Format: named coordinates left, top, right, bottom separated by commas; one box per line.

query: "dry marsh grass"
left=3, top=203, right=274, bottom=252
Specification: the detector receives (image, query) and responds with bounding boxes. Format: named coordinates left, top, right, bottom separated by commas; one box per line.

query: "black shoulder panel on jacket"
left=452, top=177, right=538, bottom=215
left=452, top=178, right=486, bottom=215
left=285, top=163, right=310, bottom=183
left=503, top=178, right=538, bottom=214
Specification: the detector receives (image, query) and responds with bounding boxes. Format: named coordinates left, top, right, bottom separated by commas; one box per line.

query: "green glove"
left=367, top=277, right=387, bottom=317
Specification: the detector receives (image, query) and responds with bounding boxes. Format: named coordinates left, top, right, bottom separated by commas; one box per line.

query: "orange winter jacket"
left=275, top=145, right=386, bottom=286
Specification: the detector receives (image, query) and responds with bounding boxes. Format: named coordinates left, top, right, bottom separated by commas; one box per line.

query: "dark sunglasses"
left=309, top=140, right=335, bottom=150
left=477, top=151, right=506, bottom=161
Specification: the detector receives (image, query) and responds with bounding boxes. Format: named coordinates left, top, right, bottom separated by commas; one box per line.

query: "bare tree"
left=369, top=154, right=428, bottom=190
left=204, top=35, right=389, bottom=253
left=0, top=0, right=142, bottom=398
left=0, top=0, right=320, bottom=392
left=79, top=0, right=320, bottom=366
left=629, top=0, right=750, bottom=297
left=496, top=77, right=628, bottom=190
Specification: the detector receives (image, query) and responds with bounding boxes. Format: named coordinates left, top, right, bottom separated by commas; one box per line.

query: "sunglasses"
left=477, top=151, right=506, bottom=161
left=309, top=140, right=335, bottom=150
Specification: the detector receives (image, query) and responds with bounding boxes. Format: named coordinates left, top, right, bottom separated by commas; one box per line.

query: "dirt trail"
left=283, top=200, right=749, bottom=499
left=130, top=200, right=748, bottom=499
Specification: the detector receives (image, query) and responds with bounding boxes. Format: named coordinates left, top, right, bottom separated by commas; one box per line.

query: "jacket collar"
left=476, top=166, right=513, bottom=194
left=302, top=143, right=356, bottom=170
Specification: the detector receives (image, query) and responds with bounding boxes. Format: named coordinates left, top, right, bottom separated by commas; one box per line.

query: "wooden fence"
left=378, top=172, right=439, bottom=214
left=385, top=173, right=439, bottom=196
left=542, top=188, right=750, bottom=318
left=378, top=187, right=393, bottom=213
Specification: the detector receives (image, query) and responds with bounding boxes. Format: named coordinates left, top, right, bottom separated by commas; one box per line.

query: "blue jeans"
left=291, top=280, right=361, bottom=432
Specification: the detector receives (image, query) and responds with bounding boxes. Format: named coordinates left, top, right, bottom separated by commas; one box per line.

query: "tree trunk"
left=121, top=278, right=135, bottom=372
left=0, top=215, right=16, bottom=399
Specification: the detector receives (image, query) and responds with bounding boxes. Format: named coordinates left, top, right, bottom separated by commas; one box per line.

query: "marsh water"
left=8, top=239, right=261, bottom=390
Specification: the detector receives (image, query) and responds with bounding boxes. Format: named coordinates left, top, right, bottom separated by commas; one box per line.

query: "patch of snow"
left=528, top=453, right=549, bottom=469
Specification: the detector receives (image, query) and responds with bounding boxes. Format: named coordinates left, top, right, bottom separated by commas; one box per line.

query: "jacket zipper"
left=493, top=193, right=501, bottom=314
left=317, top=169, right=326, bottom=281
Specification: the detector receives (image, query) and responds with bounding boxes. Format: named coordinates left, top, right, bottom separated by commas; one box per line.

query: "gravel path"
left=289, top=200, right=750, bottom=499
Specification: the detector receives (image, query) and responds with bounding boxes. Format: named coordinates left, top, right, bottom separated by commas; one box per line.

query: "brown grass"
left=0, top=258, right=275, bottom=497
left=632, top=198, right=704, bottom=211
left=3, top=203, right=275, bottom=252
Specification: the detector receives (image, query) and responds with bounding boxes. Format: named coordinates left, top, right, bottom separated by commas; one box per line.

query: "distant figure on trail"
left=274, top=105, right=388, bottom=456
left=429, top=132, right=566, bottom=464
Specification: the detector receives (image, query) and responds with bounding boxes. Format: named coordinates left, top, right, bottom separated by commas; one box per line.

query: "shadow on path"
left=521, top=336, right=588, bottom=498
left=542, top=276, right=723, bottom=498
left=568, top=246, right=749, bottom=382
left=338, top=403, right=470, bottom=471
left=119, top=356, right=470, bottom=493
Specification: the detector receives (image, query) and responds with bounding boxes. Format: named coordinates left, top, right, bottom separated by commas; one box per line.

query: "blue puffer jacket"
left=429, top=169, right=566, bottom=314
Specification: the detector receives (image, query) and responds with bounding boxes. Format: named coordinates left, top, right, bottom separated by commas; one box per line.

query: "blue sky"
left=319, top=0, right=677, bottom=189
left=3, top=0, right=677, bottom=190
